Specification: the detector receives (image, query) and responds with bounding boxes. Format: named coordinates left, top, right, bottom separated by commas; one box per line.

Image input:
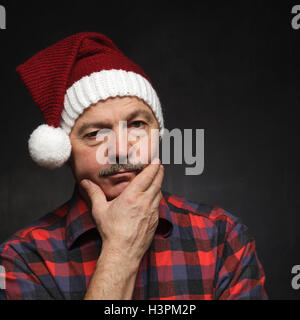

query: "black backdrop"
left=0, top=0, right=299, bottom=299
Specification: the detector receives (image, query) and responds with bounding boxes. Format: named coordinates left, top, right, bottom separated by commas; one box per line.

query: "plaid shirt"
left=0, top=186, right=267, bottom=300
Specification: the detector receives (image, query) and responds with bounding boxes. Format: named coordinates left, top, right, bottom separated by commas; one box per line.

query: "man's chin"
left=105, top=180, right=131, bottom=201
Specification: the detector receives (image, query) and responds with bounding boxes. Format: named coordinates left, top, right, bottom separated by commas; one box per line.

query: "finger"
left=80, top=179, right=107, bottom=207
left=146, top=165, right=164, bottom=197
left=127, top=159, right=161, bottom=193
left=152, top=191, right=163, bottom=209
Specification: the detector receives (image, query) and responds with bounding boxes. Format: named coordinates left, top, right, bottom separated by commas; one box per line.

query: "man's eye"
left=85, top=131, right=98, bottom=138
left=131, top=121, right=145, bottom=128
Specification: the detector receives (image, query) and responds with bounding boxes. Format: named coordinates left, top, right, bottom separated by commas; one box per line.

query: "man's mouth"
left=109, top=167, right=144, bottom=178
left=107, top=170, right=138, bottom=183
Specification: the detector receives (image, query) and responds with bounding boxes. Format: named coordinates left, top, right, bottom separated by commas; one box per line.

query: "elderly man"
left=0, top=32, right=267, bottom=300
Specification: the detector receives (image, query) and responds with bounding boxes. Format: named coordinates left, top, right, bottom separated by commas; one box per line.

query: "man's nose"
left=108, top=124, right=129, bottom=164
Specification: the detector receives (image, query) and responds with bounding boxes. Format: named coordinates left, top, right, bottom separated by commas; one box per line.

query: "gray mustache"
left=99, top=163, right=145, bottom=177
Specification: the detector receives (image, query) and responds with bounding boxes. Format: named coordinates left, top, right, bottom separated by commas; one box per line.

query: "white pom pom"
left=28, top=124, right=71, bottom=169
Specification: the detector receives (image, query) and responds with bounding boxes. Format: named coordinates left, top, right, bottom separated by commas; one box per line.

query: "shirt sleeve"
left=214, top=218, right=268, bottom=300
left=0, top=242, right=54, bottom=300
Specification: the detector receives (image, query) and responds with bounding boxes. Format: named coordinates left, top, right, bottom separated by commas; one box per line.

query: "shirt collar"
left=65, top=185, right=173, bottom=249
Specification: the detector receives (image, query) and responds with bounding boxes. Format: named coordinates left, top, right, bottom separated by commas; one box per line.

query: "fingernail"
left=81, top=179, right=90, bottom=187
left=152, top=158, right=160, bottom=164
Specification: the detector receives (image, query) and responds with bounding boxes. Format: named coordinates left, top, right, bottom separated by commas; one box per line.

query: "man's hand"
left=81, top=160, right=164, bottom=264
left=81, top=160, right=164, bottom=300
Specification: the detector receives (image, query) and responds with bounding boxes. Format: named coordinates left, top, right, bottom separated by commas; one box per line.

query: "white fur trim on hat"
left=60, top=69, right=165, bottom=137
left=28, top=124, right=72, bottom=169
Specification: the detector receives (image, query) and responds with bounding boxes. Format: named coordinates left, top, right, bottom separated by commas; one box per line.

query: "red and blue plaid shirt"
left=0, top=186, right=267, bottom=300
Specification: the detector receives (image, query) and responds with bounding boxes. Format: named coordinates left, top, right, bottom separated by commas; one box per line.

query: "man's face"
left=69, top=96, right=160, bottom=201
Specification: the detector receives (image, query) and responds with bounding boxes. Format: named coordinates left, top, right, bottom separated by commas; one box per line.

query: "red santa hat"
left=16, top=32, right=164, bottom=169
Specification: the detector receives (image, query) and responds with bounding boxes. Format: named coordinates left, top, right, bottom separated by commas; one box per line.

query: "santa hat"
left=16, top=32, right=164, bottom=169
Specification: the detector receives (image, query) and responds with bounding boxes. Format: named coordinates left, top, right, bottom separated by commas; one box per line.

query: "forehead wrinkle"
left=125, top=107, right=154, bottom=122
left=75, top=101, right=156, bottom=136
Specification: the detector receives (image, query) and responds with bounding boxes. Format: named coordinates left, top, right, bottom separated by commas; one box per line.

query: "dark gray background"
left=0, top=0, right=299, bottom=299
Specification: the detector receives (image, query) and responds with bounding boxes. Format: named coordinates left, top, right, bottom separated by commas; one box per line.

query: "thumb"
left=80, top=179, right=107, bottom=207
